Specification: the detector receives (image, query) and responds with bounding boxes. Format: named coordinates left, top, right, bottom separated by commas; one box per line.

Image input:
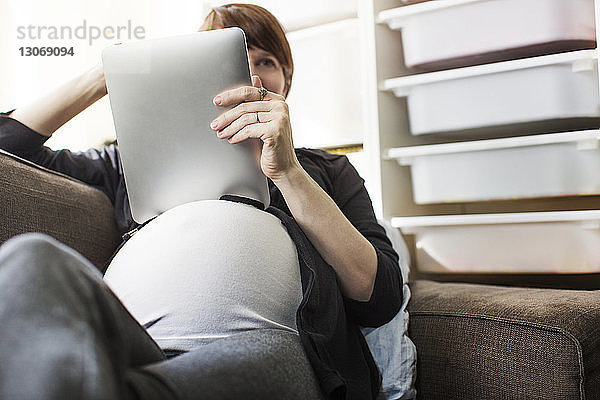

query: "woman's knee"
left=1, top=232, right=60, bottom=253
left=0, top=232, right=98, bottom=279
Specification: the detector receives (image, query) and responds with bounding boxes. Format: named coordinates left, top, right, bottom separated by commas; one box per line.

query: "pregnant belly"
left=103, top=200, right=303, bottom=350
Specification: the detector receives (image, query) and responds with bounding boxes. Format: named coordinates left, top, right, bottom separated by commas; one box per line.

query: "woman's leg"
left=0, top=233, right=176, bottom=400
left=142, top=328, right=326, bottom=400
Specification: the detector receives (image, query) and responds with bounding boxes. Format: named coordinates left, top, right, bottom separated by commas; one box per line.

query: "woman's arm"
left=271, top=165, right=377, bottom=301
left=9, top=64, right=106, bottom=137
left=0, top=65, right=121, bottom=204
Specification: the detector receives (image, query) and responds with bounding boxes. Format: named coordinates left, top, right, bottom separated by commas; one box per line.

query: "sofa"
left=1, top=148, right=599, bottom=400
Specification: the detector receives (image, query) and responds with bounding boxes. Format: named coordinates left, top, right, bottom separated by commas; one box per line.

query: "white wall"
left=0, top=0, right=205, bottom=151
left=204, top=0, right=358, bottom=31
left=0, top=0, right=368, bottom=183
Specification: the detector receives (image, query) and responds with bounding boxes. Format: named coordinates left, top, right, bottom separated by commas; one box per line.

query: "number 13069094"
left=19, top=47, right=75, bottom=56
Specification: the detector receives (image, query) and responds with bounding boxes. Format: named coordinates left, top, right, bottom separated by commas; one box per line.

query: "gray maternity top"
left=103, top=200, right=303, bottom=351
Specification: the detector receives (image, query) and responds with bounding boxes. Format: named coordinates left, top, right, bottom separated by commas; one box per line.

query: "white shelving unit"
left=360, top=0, right=600, bottom=276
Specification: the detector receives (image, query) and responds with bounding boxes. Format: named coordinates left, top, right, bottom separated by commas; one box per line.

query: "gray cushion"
left=0, top=150, right=121, bottom=271
left=408, top=280, right=600, bottom=400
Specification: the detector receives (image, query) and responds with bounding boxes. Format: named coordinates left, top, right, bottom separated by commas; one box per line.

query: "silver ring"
left=256, top=111, right=260, bottom=123
left=258, top=87, right=268, bottom=101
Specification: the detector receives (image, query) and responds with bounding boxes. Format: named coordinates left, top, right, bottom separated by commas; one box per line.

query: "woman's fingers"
left=216, top=110, right=272, bottom=139
left=211, top=101, right=271, bottom=131
left=251, top=74, right=262, bottom=88
left=213, top=82, right=283, bottom=107
left=215, top=100, right=288, bottom=140
left=227, top=120, right=273, bottom=144
left=214, top=85, right=268, bottom=106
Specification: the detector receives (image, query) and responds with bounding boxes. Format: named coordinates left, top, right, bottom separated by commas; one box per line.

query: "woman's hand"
left=210, top=75, right=301, bottom=181
left=212, top=78, right=378, bottom=301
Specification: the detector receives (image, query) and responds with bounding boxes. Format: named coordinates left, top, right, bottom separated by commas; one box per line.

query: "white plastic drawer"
left=392, top=211, right=600, bottom=273
left=382, top=51, right=600, bottom=135
left=378, top=0, right=596, bottom=71
left=386, top=130, right=600, bottom=204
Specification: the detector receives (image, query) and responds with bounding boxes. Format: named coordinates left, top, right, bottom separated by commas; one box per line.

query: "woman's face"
left=248, top=46, right=286, bottom=97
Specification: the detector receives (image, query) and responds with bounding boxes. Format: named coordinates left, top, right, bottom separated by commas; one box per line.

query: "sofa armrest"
left=408, top=280, right=600, bottom=400
left=0, top=150, right=122, bottom=271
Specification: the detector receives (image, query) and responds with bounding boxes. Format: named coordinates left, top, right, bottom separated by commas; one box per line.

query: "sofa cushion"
left=408, top=280, right=600, bottom=400
left=0, top=150, right=122, bottom=271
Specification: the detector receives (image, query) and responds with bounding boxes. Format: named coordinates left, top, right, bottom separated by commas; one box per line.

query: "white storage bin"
left=386, top=130, right=600, bottom=204
left=382, top=51, right=600, bottom=135
left=378, top=0, right=596, bottom=70
left=392, top=211, right=600, bottom=273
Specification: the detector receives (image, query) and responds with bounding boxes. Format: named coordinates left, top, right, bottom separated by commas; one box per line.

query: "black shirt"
left=0, top=112, right=404, bottom=399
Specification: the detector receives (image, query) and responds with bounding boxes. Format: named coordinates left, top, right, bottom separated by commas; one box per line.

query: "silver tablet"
left=102, top=28, right=270, bottom=224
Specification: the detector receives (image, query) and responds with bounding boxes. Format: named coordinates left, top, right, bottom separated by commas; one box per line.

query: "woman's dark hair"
left=199, top=4, right=294, bottom=98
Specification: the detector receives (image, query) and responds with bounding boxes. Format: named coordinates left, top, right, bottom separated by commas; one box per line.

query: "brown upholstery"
left=409, top=280, right=600, bottom=400
left=0, top=150, right=121, bottom=271
left=2, top=149, right=600, bottom=400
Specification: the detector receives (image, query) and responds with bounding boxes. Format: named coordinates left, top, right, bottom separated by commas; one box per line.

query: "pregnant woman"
left=0, top=4, right=403, bottom=400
